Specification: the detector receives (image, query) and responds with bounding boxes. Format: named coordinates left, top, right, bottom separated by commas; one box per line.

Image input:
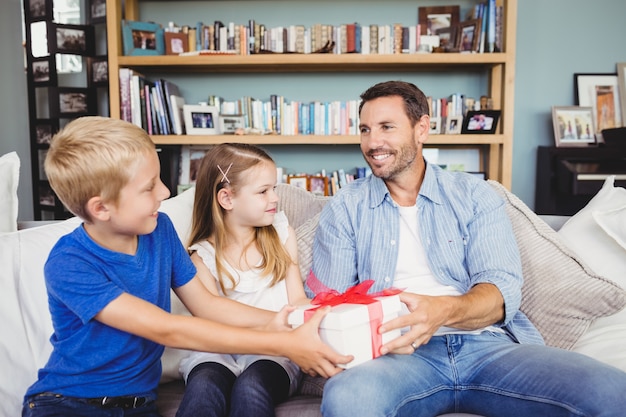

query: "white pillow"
left=0, top=152, right=20, bottom=233
left=559, top=176, right=626, bottom=372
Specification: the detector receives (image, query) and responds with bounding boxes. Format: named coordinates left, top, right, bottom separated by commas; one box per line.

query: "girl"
left=176, top=143, right=309, bottom=417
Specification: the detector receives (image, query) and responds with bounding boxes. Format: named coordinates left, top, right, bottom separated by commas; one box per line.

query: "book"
left=118, top=68, right=133, bottom=122
left=169, top=95, right=186, bottom=135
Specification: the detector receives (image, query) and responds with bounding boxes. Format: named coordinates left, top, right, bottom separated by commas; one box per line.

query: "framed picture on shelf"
left=308, top=175, right=329, bottom=196
left=38, top=182, right=56, bottom=207
left=429, top=116, right=442, bottom=134
left=445, top=115, right=463, bottom=134
left=461, top=110, right=501, bottom=134
left=219, top=115, right=245, bottom=134
left=287, top=176, right=308, bottom=190
left=183, top=104, right=220, bottom=135
left=49, top=87, right=96, bottom=117
left=87, top=56, right=108, bottom=87
left=88, top=0, right=106, bottom=24
left=49, top=23, right=95, bottom=56
left=31, top=57, right=56, bottom=86
left=418, top=6, right=460, bottom=36
left=574, top=73, right=623, bottom=133
left=122, top=20, right=165, bottom=56
left=551, top=106, right=596, bottom=147
left=25, top=0, right=52, bottom=22
left=435, top=26, right=458, bottom=50
left=165, top=32, right=189, bottom=55
left=33, top=119, right=59, bottom=145
left=458, top=20, right=480, bottom=52
left=616, top=63, right=626, bottom=126
left=178, top=145, right=212, bottom=187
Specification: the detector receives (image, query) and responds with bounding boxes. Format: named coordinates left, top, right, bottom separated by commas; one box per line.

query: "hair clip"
left=217, top=163, right=233, bottom=184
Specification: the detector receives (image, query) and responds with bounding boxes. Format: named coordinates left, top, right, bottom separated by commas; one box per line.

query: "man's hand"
left=286, top=306, right=354, bottom=378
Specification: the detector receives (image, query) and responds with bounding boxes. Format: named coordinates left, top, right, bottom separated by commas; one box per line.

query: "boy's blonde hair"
left=44, top=116, right=156, bottom=221
left=189, top=143, right=293, bottom=294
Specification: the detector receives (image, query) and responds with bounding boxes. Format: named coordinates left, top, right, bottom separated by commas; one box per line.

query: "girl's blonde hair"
left=189, top=143, right=293, bottom=294
left=44, top=116, right=156, bottom=221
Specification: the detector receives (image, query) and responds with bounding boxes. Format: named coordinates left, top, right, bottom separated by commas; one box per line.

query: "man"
left=308, top=81, right=626, bottom=417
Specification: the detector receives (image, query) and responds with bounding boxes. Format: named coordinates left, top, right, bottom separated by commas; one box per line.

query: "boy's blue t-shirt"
left=25, top=212, right=196, bottom=399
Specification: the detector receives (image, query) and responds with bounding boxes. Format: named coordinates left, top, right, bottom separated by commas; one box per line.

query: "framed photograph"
left=49, top=23, right=95, bottom=56
left=38, top=182, right=56, bottom=207
left=33, top=119, right=59, bottom=146
left=49, top=87, right=96, bottom=117
left=429, top=116, right=442, bottom=134
left=165, top=32, right=189, bottom=55
left=88, top=0, right=106, bottom=24
left=87, top=56, right=108, bottom=87
left=418, top=6, right=460, bottom=36
left=122, top=20, right=165, bottom=56
left=618, top=63, right=626, bottom=126
left=445, top=115, right=463, bottom=134
left=287, top=175, right=308, bottom=190
left=31, top=57, right=56, bottom=86
left=178, top=145, right=212, bottom=186
left=574, top=73, right=623, bottom=133
left=458, top=20, right=480, bottom=52
left=308, top=175, right=329, bottom=196
left=435, top=26, right=458, bottom=50
left=461, top=110, right=501, bottom=134
left=219, top=115, right=245, bottom=134
left=183, top=104, right=220, bottom=135
left=25, top=0, right=52, bottom=22
left=551, top=106, right=596, bottom=147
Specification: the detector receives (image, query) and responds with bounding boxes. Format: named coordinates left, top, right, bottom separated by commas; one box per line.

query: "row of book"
left=119, top=68, right=185, bottom=135
left=161, top=0, right=504, bottom=56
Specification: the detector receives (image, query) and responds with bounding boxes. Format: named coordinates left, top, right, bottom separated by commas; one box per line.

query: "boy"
left=23, top=116, right=349, bottom=416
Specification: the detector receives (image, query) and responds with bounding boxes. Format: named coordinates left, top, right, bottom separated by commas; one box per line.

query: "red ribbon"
left=304, top=272, right=402, bottom=358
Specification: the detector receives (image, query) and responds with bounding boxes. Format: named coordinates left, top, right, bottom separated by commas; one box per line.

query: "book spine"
left=119, top=68, right=132, bottom=122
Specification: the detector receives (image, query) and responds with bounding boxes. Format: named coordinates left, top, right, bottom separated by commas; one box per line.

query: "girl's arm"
left=283, top=225, right=310, bottom=305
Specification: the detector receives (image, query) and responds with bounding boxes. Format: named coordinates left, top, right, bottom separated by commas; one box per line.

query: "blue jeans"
left=175, top=360, right=291, bottom=417
left=321, top=332, right=626, bottom=417
left=22, top=393, right=160, bottom=417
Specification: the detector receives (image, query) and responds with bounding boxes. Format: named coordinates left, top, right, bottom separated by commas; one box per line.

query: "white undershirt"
left=393, top=203, right=502, bottom=336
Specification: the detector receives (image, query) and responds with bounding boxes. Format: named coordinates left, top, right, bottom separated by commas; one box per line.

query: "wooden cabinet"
left=106, top=0, right=517, bottom=188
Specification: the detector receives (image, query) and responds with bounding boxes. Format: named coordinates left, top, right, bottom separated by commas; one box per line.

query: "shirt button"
left=390, top=240, right=396, bottom=245
left=384, top=276, right=391, bottom=282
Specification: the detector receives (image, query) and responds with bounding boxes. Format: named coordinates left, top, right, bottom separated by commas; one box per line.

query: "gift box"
left=288, top=291, right=401, bottom=369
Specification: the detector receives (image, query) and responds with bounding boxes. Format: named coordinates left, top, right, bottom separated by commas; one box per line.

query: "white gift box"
left=288, top=294, right=401, bottom=369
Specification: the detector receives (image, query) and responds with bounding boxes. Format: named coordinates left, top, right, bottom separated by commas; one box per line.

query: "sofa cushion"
left=488, top=180, right=626, bottom=350
left=558, top=176, right=626, bottom=372
left=0, top=152, right=20, bottom=233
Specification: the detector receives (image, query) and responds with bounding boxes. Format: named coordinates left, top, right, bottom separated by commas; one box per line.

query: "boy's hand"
left=286, top=306, right=353, bottom=378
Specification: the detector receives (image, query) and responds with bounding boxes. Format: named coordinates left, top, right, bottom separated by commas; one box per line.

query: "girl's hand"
left=262, top=305, right=295, bottom=332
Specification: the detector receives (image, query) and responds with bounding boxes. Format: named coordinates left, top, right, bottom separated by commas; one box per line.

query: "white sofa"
left=2, top=179, right=626, bottom=417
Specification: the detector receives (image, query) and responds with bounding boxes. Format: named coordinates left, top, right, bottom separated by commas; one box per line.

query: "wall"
left=4, top=0, right=626, bottom=221
left=1, top=0, right=33, bottom=221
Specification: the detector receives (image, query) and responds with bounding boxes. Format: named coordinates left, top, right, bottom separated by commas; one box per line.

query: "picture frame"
left=418, top=6, right=460, bottom=36
left=88, top=0, right=106, bottom=24
left=49, top=23, right=95, bottom=56
left=165, top=32, right=189, bottom=55
left=308, top=175, right=329, bottom=196
left=461, top=110, right=501, bottom=134
left=87, top=56, right=108, bottom=87
left=429, top=116, right=442, bottom=134
left=178, top=145, right=212, bottom=186
left=33, top=119, right=59, bottom=146
left=616, top=63, right=626, bottom=128
left=574, top=73, right=623, bottom=133
left=445, top=115, right=463, bottom=134
left=183, top=104, right=220, bottom=135
left=551, top=106, right=596, bottom=147
left=219, top=115, right=245, bottom=134
left=435, top=26, right=458, bottom=50
left=122, top=20, right=165, bottom=56
left=31, top=57, right=56, bottom=86
left=49, top=87, right=96, bottom=118
left=25, top=0, right=52, bottom=22
left=287, top=175, right=308, bottom=190
left=458, top=20, right=480, bottom=53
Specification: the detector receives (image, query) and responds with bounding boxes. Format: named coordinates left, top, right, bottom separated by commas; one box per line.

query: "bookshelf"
left=106, top=0, right=517, bottom=188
